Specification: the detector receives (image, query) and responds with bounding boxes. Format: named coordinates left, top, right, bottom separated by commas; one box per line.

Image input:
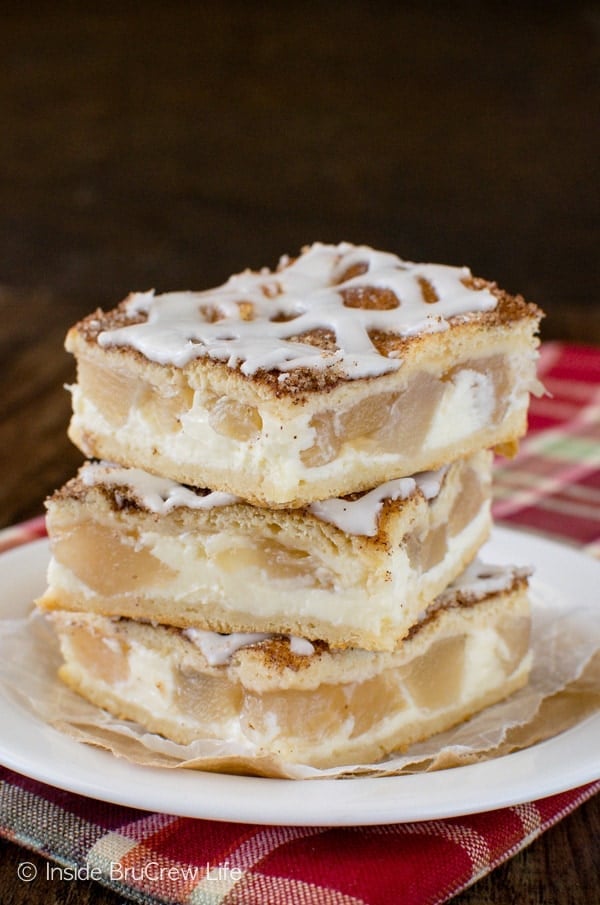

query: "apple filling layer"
left=76, top=355, right=510, bottom=460
left=68, top=346, right=539, bottom=508
left=40, top=452, right=492, bottom=650
left=48, top=569, right=531, bottom=770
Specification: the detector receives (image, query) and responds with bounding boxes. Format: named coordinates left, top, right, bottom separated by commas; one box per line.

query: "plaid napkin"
left=1, top=341, right=599, bottom=905
left=493, top=341, right=600, bottom=554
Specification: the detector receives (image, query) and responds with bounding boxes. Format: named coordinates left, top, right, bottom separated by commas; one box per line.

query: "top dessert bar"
left=66, top=242, right=543, bottom=507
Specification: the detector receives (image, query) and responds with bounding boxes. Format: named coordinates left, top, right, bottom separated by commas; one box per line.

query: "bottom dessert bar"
left=46, top=562, right=531, bottom=771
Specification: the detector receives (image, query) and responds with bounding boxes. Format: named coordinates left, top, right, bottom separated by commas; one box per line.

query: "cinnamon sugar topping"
left=74, top=461, right=445, bottom=536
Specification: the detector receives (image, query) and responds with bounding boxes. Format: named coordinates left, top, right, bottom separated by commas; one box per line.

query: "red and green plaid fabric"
left=1, top=341, right=599, bottom=905
left=493, top=342, right=600, bottom=555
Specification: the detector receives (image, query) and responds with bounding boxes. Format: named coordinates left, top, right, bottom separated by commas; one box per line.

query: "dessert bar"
left=65, top=243, right=543, bottom=507
left=48, top=562, right=531, bottom=770
left=39, top=451, right=492, bottom=650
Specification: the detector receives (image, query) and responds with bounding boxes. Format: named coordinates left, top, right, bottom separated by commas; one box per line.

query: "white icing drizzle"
left=289, top=636, right=316, bottom=656
left=183, top=628, right=315, bottom=665
left=307, top=467, right=447, bottom=536
left=97, top=242, right=497, bottom=380
left=436, top=560, right=532, bottom=606
left=78, top=461, right=445, bottom=535
left=79, top=462, right=239, bottom=513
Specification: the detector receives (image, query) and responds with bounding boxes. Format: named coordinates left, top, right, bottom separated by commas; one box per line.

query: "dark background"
left=1, top=1, right=598, bottom=320
left=0, top=3, right=598, bottom=903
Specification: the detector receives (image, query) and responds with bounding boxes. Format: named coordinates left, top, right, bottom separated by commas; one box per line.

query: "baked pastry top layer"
left=73, top=242, right=538, bottom=390
left=39, top=452, right=492, bottom=650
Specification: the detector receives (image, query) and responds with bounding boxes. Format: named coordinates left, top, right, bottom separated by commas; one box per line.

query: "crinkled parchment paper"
left=0, top=578, right=598, bottom=779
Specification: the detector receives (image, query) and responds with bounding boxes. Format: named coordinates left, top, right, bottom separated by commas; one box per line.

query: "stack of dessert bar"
left=37, top=243, right=543, bottom=769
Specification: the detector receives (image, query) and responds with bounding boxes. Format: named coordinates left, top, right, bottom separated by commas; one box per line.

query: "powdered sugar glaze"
left=79, top=463, right=239, bottom=513
left=183, top=629, right=315, bottom=665
left=98, top=243, right=498, bottom=380
left=307, top=468, right=446, bottom=536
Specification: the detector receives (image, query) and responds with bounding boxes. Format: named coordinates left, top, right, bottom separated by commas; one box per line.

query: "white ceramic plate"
left=0, top=527, right=598, bottom=826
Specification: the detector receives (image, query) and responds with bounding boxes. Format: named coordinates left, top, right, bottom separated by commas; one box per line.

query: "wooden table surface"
left=0, top=2, right=598, bottom=902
